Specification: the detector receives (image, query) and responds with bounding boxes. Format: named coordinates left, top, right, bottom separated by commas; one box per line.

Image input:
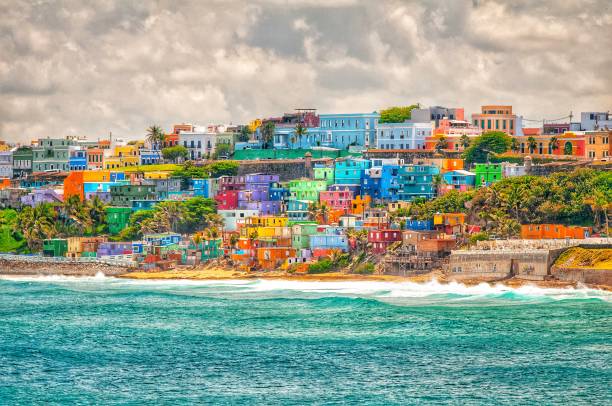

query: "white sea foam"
left=2, top=274, right=610, bottom=302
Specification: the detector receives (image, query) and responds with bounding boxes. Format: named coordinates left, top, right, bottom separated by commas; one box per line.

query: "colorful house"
left=288, top=179, right=328, bottom=202
left=319, top=187, right=353, bottom=213
left=441, top=170, right=476, bottom=193
left=215, top=190, right=240, bottom=210
left=521, top=224, right=591, bottom=239
left=368, top=229, right=402, bottom=254
left=287, top=199, right=311, bottom=223
left=334, top=159, right=370, bottom=185
left=473, top=164, right=502, bottom=188
left=398, top=164, right=440, bottom=200
left=106, top=206, right=132, bottom=234
left=433, top=213, right=466, bottom=235
left=313, top=166, right=335, bottom=186
left=42, top=239, right=68, bottom=257
left=110, top=184, right=157, bottom=207
left=256, top=247, right=296, bottom=270
left=291, top=223, right=319, bottom=250
left=351, top=195, right=371, bottom=216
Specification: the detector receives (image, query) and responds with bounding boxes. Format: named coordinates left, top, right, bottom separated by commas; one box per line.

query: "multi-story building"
left=521, top=224, right=591, bottom=239
left=511, top=131, right=610, bottom=160
left=334, top=158, right=370, bottom=185
left=32, top=138, right=75, bottom=172
left=398, top=164, right=440, bottom=200
left=286, top=199, right=311, bottom=222
left=425, top=118, right=482, bottom=151
left=319, top=187, right=353, bottom=213
left=375, top=122, right=432, bottom=150
left=86, top=148, right=104, bottom=170
left=69, top=148, right=87, bottom=171
left=313, top=166, right=335, bottom=186
left=368, top=229, right=402, bottom=254
left=103, top=145, right=140, bottom=169
left=106, top=206, right=133, bottom=234
left=318, top=113, right=379, bottom=149
left=12, top=147, right=33, bottom=178
left=179, top=129, right=217, bottom=160
left=109, top=184, right=157, bottom=207
left=441, top=170, right=476, bottom=194
left=471, top=105, right=520, bottom=135
left=580, top=112, right=612, bottom=131
left=0, top=151, right=13, bottom=179
left=411, top=106, right=464, bottom=127
left=218, top=209, right=260, bottom=232
left=288, top=179, right=328, bottom=201
left=473, top=163, right=502, bottom=188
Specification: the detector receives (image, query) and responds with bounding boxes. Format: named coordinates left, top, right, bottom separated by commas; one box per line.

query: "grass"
left=121, top=164, right=182, bottom=172
left=555, top=247, right=612, bottom=270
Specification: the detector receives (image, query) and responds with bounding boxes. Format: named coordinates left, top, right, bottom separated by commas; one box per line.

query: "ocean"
left=0, top=275, right=610, bottom=405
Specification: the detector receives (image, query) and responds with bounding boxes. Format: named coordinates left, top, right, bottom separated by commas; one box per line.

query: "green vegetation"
left=117, top=197, right=219, bottom=240
left=307, top=258, right=334, bottom=274
left=0, top=210, right=26, bottom=252
left=463, top=131, right=512, bottom=164
left=238, top=126, right=251, bottom=142
left=261, top=121, right=275, bottom=149
left=122, top=163, right=182, bottom=172
left=554, top=247, right=612, bottom=270
left=213, top=143, right=231, bottom=159
left=172, top=161, right=239, bottom=179
left=161, top=145, right=188, bottom=162
left=403, top=169, right=612, bottom=237
left=379, top=104, right=420, bottom=123
left=146, top=124, right=166, bottom=146
left=353, top=262, right=375, bottom=275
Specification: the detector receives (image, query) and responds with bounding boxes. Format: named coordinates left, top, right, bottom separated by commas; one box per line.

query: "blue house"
left=69, top=149, right=87, bottom=170
left=269, top=182, right=289, bottom=201
left=334, top=158, right=371, bottom=185
left=309, top=233, right=349, bottom=252
left=191, top=178, right=210, bottom=198
left=442, top=170, right=476, bottom=191
left=286, top=199, right=311, bottom=222
left=140, top=149, right=162, bottom=165
left=405, top=219, right=434, bottom=231
left=398, top=164, right=440, bottom=201
left=143, top=232, right=181, bottom=247
left=375, top=122, right=432, bottom=150
left=380, top=165, right=401, bottom=201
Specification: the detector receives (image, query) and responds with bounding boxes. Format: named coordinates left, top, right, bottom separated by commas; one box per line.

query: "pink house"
left=319, top=188, right=353, bottom=213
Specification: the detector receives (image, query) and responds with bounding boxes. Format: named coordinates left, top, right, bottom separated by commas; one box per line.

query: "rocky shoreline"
left=0, top=259, right=131, bottom=277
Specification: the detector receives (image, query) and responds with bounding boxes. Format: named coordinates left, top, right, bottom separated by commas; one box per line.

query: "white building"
left=178, top=127, right=217, bottom=160
left=581, top=112, right=612, bottom=131
left=0, top=151, right=13, bottom=179
left=218, top=209, right=260, bottom=232
left=375, top=122, right=432, bottom=150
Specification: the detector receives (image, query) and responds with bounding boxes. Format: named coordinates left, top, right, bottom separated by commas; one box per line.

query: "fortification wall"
left=238, top=158, right=332, bottom=181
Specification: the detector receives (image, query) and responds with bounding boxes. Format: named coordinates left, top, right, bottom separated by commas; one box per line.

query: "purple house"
left=239, top=200, right=281, bottom=215
left=21, top=188, right=64, bottom=207
left=97, top=242, right=132, bottom=257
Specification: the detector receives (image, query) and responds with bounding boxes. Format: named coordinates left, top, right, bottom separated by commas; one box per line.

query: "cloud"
left=0, top=0, right=611, bottom=142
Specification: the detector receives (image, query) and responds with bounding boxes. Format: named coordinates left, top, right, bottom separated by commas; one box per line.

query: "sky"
left=1, top=0, right=612, bottom=143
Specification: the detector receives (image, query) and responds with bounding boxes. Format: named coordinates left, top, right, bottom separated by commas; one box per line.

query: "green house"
left=288, top=179, right=328, bottom=202
left=106, top=207, right=132, bottom=234
left=43, top=239, right=68, bottom=257
left=32, top=138, right=75, bottom=172
left=200, top=238, right=223, bottom=261
left=12, top=146, right=33, bottom=178
left=291, top=223, right=319, bottom=250
left=110, top=184, right=157, bottom=207
left=473, top=163, right=503, bottom=188
left=313, top=166, right=335, bottom=186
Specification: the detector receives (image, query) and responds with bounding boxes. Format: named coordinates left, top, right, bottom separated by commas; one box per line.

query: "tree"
left=462, top=131, right=512, bottom=164
left=146, top=125, right=166, bottom=149
left=460, top=134, right=471, bottom=149
left=434, top=136, right=448, bottom=153
left=213, top=143, right=231, bottom=159
left=15, top=204, right=58, bottom=251
left=548, top=136, right=559, bottom=154
left=432, top=174, right=444, bottom=196
left=238, top=126, right=252, bottom=142
left=162, top=145, right=189, bottom=163
left=294, top=122, right=307, bottom=149
left=261, top=121, right=275, bottom=149
left=510, top=137, right=519, bottom=153
left=564, top=142, right=573, bottom=156
left=379, top=104, right=420, bottom=123
left=527, top=136, right=537, bottom=154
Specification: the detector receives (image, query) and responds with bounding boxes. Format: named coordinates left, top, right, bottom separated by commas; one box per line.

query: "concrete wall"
left=448, top=250, right=553, bottom=281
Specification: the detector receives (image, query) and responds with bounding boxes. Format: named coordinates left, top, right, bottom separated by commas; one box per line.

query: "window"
left=487, top=120, right=491, bottom=129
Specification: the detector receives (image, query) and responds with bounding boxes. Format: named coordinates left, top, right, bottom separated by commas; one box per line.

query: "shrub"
left=353, top=263, right=375, bottom=275
left=307, top=259, right=334, bottom=274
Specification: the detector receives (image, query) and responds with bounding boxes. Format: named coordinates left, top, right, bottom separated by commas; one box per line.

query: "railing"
left=0, top=253, right=137, bottom=268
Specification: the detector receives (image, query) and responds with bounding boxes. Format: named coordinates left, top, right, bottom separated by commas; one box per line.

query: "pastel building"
left=375, top=122, right=432, bottom=150
left=317, top=113, right=379, bottom=149
left=69, top=148, right=87, bottom=171
left=218, top=209, right=260, bottom=232
left=32, top=138, right=75, bottom=172
left=471, top=105, right=520, bottom=136
left=473, top=164, right=502, bottom=188
left=286, top=199, right=311, bottom=222
left=288, top=179, right=328, bottom=202
left=179, top=129, right=217, bottom=160
left=411, top=106, right=464, bottom=127
left=334, top=159, right=371, bottom=185
left=398, top=164, right=440, bottom=200
left=521, top=224, right=591, bottom=239
left=12, top=147, right=33, bottom=178
left=368, top=229, right=402, bottom=254
left=319, top=187, right=353, bottom=213
left=0, top=151, right=13, bottom=179
left=441, top=170, right=476, bottom=193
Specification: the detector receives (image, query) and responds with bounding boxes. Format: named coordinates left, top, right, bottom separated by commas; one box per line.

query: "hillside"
left=554, top=247, right=612, bottom=270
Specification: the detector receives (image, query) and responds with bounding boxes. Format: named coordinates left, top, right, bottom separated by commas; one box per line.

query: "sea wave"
left=1, top=274, right=610, bottom=304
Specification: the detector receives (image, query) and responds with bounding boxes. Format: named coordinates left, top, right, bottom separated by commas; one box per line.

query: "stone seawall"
left=552, top=267, right=612, bottom=286
left=0, top=259, right=131, bottom=277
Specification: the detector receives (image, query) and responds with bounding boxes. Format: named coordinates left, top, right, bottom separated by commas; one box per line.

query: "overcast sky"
left=1, top=0, right=611, bottom=143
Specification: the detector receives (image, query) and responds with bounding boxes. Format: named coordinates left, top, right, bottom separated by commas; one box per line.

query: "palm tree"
left=510, top=138, right=519, bottom=153
left=432, top=174, right=444, bottom=197
left=204, top=213, right=224, bottom=235
left=585, top=191, right=610, bottom=234
left=294, top=122, right=307, bottom=149
left=87, top=196, right=106, bottom=229
left=261, top=121, right=275, bottom=149
left=238, top=126, right=252, bottom=142
left=146, top=125, right=166, bottom=149
left=15, top=204, right=58, bottom=251
left=527, top=136, right=537, bottom=154
left=548, top=136, right=559, bottom=154
left=459, top=134, right=471, bottom=150
left=434, top=135, right=448, bottom=153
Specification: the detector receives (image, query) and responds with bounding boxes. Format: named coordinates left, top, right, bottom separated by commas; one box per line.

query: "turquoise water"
left=0, top=276, right=610, bottom=405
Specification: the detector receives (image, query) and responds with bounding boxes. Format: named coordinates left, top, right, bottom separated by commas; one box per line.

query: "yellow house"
left=351, top=195, right=372, bottom=215
left=244, top=216, right=289, bottom=228
left=144, top=171, right=172, bottom=180
left=104, top=145, right=140, bottom=169
left=433, top=213, right=466, bottom=226
left=240, top=226, right=291, bottom=239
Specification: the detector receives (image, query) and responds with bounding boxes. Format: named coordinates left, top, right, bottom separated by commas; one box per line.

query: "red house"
left=368, top=229, right=402, bottom=254
left=215, top=190, right=240, bottom=210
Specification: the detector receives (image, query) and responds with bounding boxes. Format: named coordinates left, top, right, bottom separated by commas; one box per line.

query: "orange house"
left=0, top=178, right=11, bottom=190
left=521, top=224, right=592, bottom=239
left=64, top=170, right=113, bottom=200
left=351, top=195, right=372, bottom=216
left=256, top=247, right=296, bottom=270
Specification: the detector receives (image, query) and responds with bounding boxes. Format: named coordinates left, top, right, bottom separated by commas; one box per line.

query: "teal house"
left=334, top=159, right=371, bottom=185
left=398, top=164, right=440, bottom=200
